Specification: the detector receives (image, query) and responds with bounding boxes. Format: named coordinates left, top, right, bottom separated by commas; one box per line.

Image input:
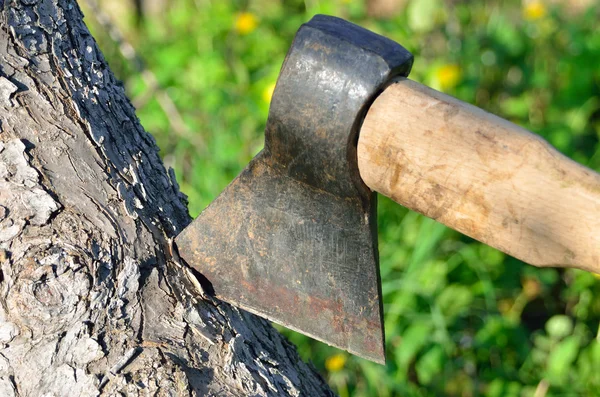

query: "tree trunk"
left=0, top=1, right=334, bottom=395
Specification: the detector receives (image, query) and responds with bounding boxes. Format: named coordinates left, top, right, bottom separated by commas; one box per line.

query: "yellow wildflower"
left=235, top=12, right=258, bottom=35
left=593, top=273, right=600, bottom=279
left=325, top=353, right=347, bottom=372
left=437, top=64, right=461, bottom=90
left=262, top=82, right=276, bottom=104
left=523, top=1, right=546, bottom=21
left=522, top=277, right=541, bottom=299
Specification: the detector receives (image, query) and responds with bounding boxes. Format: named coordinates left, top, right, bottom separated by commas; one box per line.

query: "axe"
left=175, top=15, right=600, bottom=364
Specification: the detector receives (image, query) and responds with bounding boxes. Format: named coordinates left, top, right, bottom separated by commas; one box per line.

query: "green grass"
left=85, top=0, right=600, bottom=395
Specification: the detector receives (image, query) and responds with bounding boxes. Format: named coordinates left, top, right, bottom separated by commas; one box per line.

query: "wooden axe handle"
left=358, top=78, right=600, bottom=273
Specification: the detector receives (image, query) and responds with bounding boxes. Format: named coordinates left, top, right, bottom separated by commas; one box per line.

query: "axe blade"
left=175, top=14, right=413, bottom=363
left=176, top=153, right=385, bottom=363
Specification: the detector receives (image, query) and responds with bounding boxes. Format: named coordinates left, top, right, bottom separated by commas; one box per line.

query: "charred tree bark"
left=0, top=1, right=334, bottom=395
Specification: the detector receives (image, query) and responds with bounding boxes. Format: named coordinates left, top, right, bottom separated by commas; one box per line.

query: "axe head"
left=175, top=15, right=413, bottom=363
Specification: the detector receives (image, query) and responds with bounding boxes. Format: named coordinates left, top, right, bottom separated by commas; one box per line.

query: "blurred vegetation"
left=83, top=0, right=600, bottom=395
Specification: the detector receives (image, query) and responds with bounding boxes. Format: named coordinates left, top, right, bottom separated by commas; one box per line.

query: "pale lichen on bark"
left=0, top=0, right=334, bottom=395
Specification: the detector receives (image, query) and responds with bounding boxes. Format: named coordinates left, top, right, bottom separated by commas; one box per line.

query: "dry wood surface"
left=359, top=78, right=600, bottom=273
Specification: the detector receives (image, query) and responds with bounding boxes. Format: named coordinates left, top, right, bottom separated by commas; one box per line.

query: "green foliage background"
left=85, top=0, right=600, bottom=395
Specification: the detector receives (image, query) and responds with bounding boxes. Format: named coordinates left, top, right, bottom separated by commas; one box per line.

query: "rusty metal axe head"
left=175, top=15, right=413, bottom=363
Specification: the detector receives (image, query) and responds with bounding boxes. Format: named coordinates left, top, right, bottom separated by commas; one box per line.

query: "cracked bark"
left=0, top=1, right=334, bottom=395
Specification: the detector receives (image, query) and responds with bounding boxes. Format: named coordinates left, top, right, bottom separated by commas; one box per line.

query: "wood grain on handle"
left=358, top=78, right=600, bottom=273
